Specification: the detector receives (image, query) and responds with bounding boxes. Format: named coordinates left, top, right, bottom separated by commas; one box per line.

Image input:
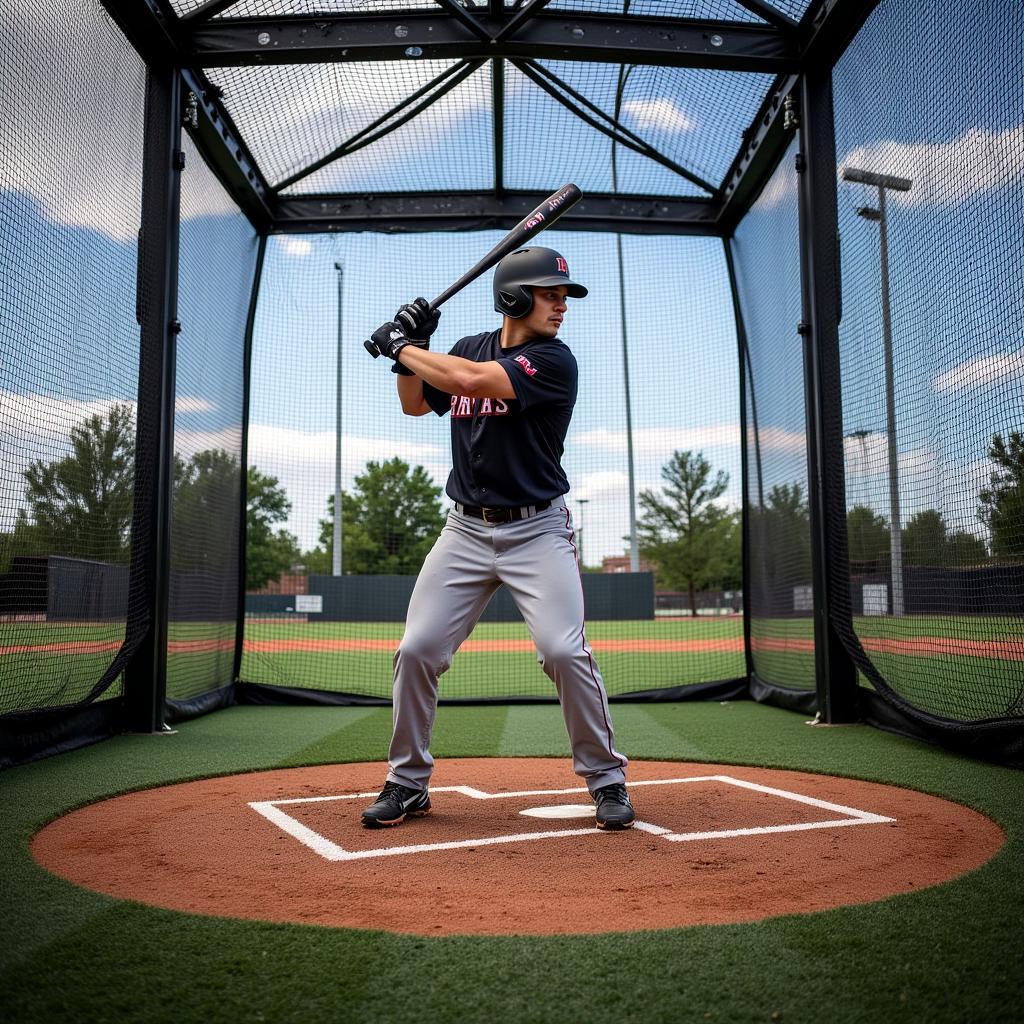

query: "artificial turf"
left=2, top=701, right=1022, bottom=1023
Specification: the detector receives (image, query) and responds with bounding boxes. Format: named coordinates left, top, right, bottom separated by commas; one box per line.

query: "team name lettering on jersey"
left=450, top=395, right=511, bottom=419
left=513, top=354, right=538, bottom=377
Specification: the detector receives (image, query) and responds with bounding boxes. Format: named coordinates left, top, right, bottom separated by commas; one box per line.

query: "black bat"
left=364, top=183, right=583, bottom=357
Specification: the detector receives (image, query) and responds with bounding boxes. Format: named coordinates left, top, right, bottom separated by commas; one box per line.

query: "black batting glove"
left=370, top=321, right=413, bottom=361
left=368, top=321, right=426, bottom=375
left=395, top=298, right=440, bottom=341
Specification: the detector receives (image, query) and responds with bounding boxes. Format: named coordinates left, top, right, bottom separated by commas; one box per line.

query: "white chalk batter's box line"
left=249, top=776, right=895, bottom=862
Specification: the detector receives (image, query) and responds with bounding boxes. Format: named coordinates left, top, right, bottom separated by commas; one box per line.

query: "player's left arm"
left=397, top=347, right=516, bottom=400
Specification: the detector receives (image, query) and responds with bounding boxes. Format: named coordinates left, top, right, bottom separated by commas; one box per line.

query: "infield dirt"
left=32, top=758, right=1003, bottom=936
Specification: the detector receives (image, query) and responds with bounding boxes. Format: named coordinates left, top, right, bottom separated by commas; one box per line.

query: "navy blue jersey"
left=422, top=329, right=578, bottom=507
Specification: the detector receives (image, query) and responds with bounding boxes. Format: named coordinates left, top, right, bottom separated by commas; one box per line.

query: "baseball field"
left=4, top=614, right=1021, bottom=715
left=2, top=699, right=1022, bottom=1023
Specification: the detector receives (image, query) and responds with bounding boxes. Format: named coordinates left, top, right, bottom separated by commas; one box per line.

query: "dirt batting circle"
left=31, top=758, right=1003, bottom=936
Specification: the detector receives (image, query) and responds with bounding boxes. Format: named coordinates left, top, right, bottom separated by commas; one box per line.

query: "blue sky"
left=2, top=0, right=1022, bottom=565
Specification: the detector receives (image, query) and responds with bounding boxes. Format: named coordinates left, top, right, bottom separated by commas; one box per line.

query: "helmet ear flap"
left=496, top=286, right=532, bottom=318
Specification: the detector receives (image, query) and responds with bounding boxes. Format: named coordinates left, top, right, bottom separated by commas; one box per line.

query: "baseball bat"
left=364, top=183, right=583, bottom=357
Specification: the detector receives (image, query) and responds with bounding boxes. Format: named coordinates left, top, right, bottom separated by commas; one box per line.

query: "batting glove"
left=368, top=321, right=424, bottom=376
left=395, top=298, right=440, bottom=341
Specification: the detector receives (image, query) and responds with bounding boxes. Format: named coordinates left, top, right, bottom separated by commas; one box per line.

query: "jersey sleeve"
left=422, top=381, right=451, bottom=416
left=497, top=342, right=578, bottom=410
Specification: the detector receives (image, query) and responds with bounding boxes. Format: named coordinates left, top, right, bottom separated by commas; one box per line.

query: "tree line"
left=3, top=406, right=1022, bottom=609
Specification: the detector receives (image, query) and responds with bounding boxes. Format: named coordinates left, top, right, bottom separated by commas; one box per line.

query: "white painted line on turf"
left=249, top=800, right=351, bottom=861
left=249, top=774, right=895, bottom=862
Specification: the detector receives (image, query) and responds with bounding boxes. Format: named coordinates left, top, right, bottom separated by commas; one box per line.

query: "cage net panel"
left=528, top=61, right=773, bottom=194
left=166, top=134, right=260, bottom=707
left=831, top=0, right=1024, bottom=722
left=0, top=1, right=146, bottom=717
left=242, top=230, right=742, bottom=700
left=730, top=138, right=816, bottom=691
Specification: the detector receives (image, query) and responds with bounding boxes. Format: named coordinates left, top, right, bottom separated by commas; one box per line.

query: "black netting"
left=531, top=60, right=773, bottom=192
left=241, top=230, right=742, bottom=700
left=730, top=137, right=815, bottom=692
left=504, top=63, right=707, bottom=197
left=830, top=0, right=1024, bottom=722
left=0, top=1, right=146, bottom=717
left=206, top=60, right=486, bottom=192
left=166, top=134, right=260, bottom=707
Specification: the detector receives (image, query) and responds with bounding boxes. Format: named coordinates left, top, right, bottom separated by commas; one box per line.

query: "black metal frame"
left=797, top=72, right=859, bottom=723
left=99, top=0, right=876, bottom=238
left=122, top=62, right=184, bottom=734
left=91, top=0, right=879, bottom=744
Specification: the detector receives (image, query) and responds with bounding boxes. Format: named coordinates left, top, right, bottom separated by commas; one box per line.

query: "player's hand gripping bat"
left=363, top=183, right=583, bottom=358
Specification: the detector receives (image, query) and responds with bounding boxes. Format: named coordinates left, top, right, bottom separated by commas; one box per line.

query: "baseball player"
left=360, top=247, right=633, bottom=831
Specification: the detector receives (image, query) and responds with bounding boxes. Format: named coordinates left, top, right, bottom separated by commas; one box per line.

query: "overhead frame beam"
left=272, top=192, right=720, bottom=236
left=185, top=13, right=797, bottom=71
left=718, top=0, right=881, bottom=235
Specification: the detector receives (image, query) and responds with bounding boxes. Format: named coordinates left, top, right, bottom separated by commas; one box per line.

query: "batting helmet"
left=492, top=247, right=588, bottom=319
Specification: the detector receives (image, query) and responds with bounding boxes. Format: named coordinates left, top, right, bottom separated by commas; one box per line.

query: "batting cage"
left=1, top=0, right=1022, bottom=765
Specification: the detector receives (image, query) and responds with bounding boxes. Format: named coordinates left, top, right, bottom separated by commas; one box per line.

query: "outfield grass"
left=1, top=701, right=1022, bottom=1024
left=4, top=612, right=1021, bottom=714
left=241, top=616, right=746, bottom=698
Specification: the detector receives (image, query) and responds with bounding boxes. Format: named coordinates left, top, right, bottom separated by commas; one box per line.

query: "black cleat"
left=593, top=783, right=635, bottom=831
left=361, top=781, right=431, bottom=828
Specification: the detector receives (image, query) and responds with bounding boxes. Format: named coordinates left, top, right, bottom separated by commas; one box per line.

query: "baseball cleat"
left=593, top=783, right=635, bottom=830
left=361, top=782, right=431, bottom=828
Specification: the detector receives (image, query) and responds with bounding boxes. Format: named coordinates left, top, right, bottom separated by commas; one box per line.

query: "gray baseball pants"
left=385, top=498, right=628, bottom=794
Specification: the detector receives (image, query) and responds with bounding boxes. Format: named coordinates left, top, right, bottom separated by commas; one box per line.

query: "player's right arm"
left=396, top=373, right=432, bottom=416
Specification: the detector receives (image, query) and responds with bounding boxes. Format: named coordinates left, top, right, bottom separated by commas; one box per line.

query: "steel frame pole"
left=123, top=64, right=183, bottom=733
left=232, top=233, right=267, bottom=686
left=877, top=187, right=905, bottom=616
left=796, top=69, right=859, bottom=723
left=612, top=62, right=639, bottom=572
left=333, top=262, right=344, bottom=577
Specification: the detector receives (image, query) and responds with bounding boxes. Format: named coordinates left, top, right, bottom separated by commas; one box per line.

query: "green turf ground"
left=1, top=701, right=1022, bottom=1024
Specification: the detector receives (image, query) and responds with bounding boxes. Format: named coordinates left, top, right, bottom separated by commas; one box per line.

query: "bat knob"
left=363, top=339, right=380, bottom=358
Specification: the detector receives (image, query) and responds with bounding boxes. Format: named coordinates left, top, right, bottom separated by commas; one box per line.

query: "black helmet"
left=492, top=246, right=588, bottom=319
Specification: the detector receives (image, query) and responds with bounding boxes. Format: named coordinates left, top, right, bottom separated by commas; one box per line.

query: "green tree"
left=316, top=458, right=446, bottom=575
left=978, top=431, right=1024, bottom=559
left=902, top=509, right=988, bottom=567
left=761, top=482, right=812, bottom=583
left=847, top=505, right=890, bottom=568
left=13, top=403, right=135, bottom=563
left=637, top=450, right=738, bottom=616
left=172, top=451, right=299, bottom=589
left=246, top=466, right=300, bottom=590
left=901, top=509, right=946, bottom=567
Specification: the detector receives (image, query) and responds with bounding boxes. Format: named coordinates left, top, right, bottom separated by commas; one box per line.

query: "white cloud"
left=175, top=396, right=217, bottom=415
left=621, top=98, right=695, bottom=134
left=933, top=352, right=1024, bottom=393
left=840, top=125, right=1024, bottom=208
left=279, top=238, right=313, bottom=258
left=750, top=164, right=798, bottom=210
left=246, top=422, right=448, bottom=549
left=574, top=424, right=740, bottom=455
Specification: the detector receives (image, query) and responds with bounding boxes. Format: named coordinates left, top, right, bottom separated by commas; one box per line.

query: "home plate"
left=519, top=804, right=595, bottom=819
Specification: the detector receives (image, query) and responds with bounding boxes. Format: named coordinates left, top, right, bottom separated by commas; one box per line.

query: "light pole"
left=841, top=166, right=911, bottom=616
left=333, top=261, right=344, bottom=577
left=612, top=61, right=640, bottom=572
left=576, top=498, right=589, bottom=569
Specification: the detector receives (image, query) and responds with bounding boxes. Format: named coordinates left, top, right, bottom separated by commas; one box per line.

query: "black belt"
left=455, top=500, right=552, bottom=524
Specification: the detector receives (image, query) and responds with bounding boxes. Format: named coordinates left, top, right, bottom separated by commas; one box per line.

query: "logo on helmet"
left=555, top=257, right=568, bottom=274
